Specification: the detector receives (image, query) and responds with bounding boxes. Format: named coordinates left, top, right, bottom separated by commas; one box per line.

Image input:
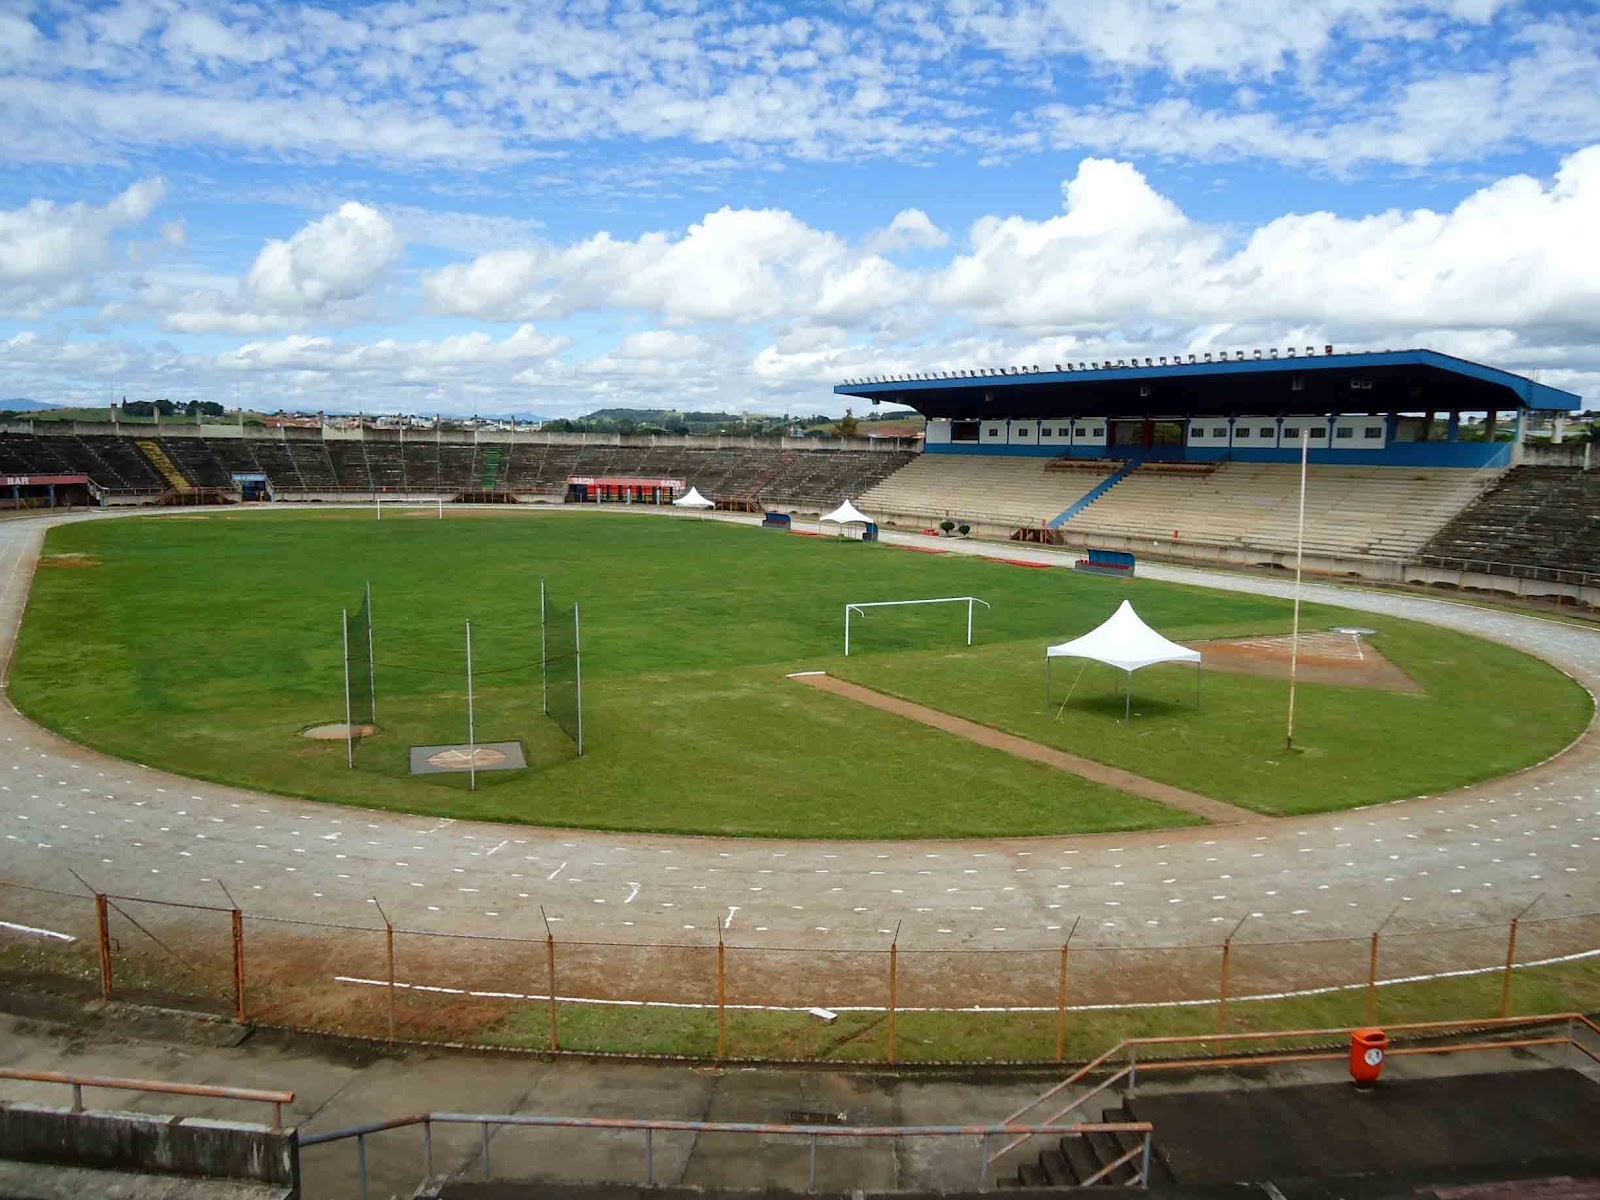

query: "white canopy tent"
left=820, top=499, right=874, bottom=536
left=1045, top=600, right=1202, bottom=720
left=672, top=486, right=715, bottom=517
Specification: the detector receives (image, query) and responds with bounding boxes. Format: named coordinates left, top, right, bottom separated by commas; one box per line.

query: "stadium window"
left=1283, top=425, right=1299, bottom=437
left=1259, top=427, right=1274, bottom=438
left=1336, top=427, right=1354, bottom=440
left=1212, top=427, right=1227, bottom=438
left=986, top=428, right=1000, bottom=437
left=1040, top=427, right=1052, bottom=437
left=1365, top=426, right=1383, bottom=438
left=1091, top=427, right=1105, bottom=438
left=951, top=421, right=980, bottom=442
left=1308, top=428, right=1326, bottom=438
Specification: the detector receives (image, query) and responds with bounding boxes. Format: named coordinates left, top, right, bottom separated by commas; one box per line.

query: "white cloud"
left=424, top=207, right=910, bottom=327
left=159, top=203, right=401, bottom=333
left=0, top=177, right=164, bottom=317
left=866, top=209, right=949, bottom=254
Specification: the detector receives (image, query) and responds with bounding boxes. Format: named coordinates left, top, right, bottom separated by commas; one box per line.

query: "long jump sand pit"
left=1195, top=629, right=1421, bottom=693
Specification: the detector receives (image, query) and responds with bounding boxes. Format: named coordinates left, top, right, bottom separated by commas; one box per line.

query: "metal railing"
left=0, top=1066, right=294, bottom=1129
left=297, top=1113, right=1152, bottom=1197
left=986, top=1012, right=1600, bottom=1171
left=1416, top=554, right=1600, bottom=589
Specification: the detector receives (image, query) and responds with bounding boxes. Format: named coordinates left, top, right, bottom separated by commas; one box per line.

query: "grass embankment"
left=10, top=511, right=1589, bottom=835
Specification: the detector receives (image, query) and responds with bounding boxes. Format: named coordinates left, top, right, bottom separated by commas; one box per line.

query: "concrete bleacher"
left=1422, top=465, right=1600, bottom=576
left=859, top=455, right=1493, bottom=561
left=859, top=455, right=1115, bottom=527
left=1069, top=462, right=1492, bottom=559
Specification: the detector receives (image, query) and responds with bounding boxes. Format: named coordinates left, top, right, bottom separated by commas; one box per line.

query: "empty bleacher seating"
left=859, top=455, right=1115, bottom=527
left=1422, top=465, right=1600, bottom=576
left=860, top=455, right=1493, bottom=560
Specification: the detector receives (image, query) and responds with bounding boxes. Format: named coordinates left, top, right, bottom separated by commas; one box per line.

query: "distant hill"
left=0, top=398, right=62, bottom=412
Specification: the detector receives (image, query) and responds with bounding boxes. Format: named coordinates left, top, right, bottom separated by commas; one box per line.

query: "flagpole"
left=466, top=619, right=476, bottom=792
left=1286, top=428, right=1309, bottom=750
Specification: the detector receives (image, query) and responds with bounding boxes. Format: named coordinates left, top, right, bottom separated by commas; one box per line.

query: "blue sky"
left=1, top=0, right=1597, bottom=416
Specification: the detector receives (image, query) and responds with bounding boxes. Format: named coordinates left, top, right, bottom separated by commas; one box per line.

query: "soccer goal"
left=842, top=596, right=990, bottom=656
left=375, top=495, right=445, bottom=520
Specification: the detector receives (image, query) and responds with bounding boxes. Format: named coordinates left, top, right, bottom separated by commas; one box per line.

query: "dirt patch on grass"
left=1194, top=630, right=1421, bottom=694
left=39, top=553, right=100, bottom=569
left=302, top=722, right=377, bottom=740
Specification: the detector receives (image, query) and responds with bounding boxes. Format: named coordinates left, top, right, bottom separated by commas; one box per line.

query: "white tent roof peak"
left=673, top=486, right=714, bottom=509
left=1046, top=600, right=1201, bottom=673
left=821, top=499, right=873, bottom=526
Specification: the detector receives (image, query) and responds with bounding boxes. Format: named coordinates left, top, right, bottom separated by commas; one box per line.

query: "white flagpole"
left=540, top=578, right=548, bottom=715
left=574, top=603, right=583, bottom=756
left=342, top=608, right=353, bottom=769
left=1286, top=428, right=1309, bottom=750
left=365, top=580, right=377, bottom=724
left=466, top=619, right=476, bottom=792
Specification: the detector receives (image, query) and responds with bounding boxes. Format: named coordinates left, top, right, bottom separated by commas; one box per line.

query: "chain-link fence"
left=4, top=878, right=1595, bottom=1063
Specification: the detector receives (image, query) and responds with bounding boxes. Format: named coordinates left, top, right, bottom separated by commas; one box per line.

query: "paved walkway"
left=793, top=672, right=1259, bottom=824
left=0, top=506, right=1593, bottom=960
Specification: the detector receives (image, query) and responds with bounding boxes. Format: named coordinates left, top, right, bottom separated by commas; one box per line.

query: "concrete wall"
left=0, top=1102, right=298, bottom=1191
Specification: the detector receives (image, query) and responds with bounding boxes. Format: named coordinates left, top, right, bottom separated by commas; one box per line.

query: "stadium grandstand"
left=835, top=347, right=1594, bottom=604
left=0, top=424, right=914, bottom=513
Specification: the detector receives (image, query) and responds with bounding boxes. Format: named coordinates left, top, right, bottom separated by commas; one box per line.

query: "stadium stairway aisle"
left=135, top=439, right=194, bottom=494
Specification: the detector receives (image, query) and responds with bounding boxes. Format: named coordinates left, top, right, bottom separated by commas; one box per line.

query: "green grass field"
left=10, top=509, right=1590, bottom=838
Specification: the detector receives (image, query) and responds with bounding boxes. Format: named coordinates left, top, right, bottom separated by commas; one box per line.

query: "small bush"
left=939, top=520, right=956, bottom=534
left=958, top=523, right=971, bottom=536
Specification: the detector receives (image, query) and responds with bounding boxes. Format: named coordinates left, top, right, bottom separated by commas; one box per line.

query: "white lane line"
left=484, top=839, right=509, bottom=857
left=724, top=904, right=739, bottom=931
left=624, top=882, right=640, bottom=904
left=547, top=862, right=567, bottom=881
left=0, top=919, right=75, bottom=942
left=333, top=944, right=1600, bottom=1016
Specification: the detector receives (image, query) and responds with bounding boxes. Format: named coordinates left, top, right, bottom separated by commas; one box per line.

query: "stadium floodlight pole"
left=466, top=619, right=476, bottom=792
left=1286, top=428, right=1310, bottom=750
left=539, top=578, right=548, bottom=716
left=341, top=608, right=353, bottom=769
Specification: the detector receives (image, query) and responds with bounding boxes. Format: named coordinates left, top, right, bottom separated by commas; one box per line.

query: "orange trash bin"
left=1349, top=1027, right=1389, bottom=1086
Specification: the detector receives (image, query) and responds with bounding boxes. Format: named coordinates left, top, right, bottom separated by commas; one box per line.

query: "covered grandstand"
left=835, top=347, right=1592, bottom=601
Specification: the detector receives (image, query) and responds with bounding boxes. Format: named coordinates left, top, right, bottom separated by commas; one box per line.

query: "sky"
left=1, top=0, right=1597, bottom=419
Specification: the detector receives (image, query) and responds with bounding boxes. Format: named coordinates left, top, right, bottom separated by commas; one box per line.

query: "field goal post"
left=375, top=495, right=445, bottom=520
left=843, top=596, right=990, bottom=657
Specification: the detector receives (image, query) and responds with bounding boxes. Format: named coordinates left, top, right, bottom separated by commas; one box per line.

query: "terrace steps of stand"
left=1422, top=465, right=1600, bottom=575
left=0, top=433, right=912, bottom=508
left=859, top=455, right=1116, bottom=528
left=134, top=440, right=194, bottom=493
left=1007, top=1103, right=1172, bottom=1188
left=862, top=455, right=1493, bottom=560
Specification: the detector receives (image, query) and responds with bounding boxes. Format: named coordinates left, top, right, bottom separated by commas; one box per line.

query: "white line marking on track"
left=0, top=920, right=75, bottom=942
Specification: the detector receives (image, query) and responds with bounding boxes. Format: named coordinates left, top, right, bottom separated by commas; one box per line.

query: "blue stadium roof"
left=833, top=349, right=1580, bottom=421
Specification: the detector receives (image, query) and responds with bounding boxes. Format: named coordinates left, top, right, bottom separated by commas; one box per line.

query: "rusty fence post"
left=1216, top=915, right=1249, bottom=1035
left=887, top=923, right=900, bottom=1065
left=217, top=881, right=245, bottom=1024
left=94, top=892, right=114, bottom=1002
left=716, top=918, right=728, bottom=1061
left=1500, top=895, right=1542, bottom=1020
left=1500, top=918, right=1520, bottom=1019
left=1056, top=917, right=1079, bottom=1063
left=232, top=909, right=247, bottom=1023
left=542, top=908, right=559, bottom=1052
left=371, top=897, right=396, bottom=1043
left=1366, top=929, right=1380, bottom=1024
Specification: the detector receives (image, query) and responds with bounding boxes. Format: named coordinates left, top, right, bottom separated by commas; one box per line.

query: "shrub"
left=958, top=523, right=971, bottom=536
left=939, top=520, right=956, bottom=535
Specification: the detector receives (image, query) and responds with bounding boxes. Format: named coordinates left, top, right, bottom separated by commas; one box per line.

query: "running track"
left=0, top=507, right=1594, bottom=955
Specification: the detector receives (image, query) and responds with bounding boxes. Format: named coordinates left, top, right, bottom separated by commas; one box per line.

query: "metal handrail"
left=0, top=1067, right=293, bottom=1129
left=987, top=1011, right=1598, bottom=1170
left=298, top=1113, right=1152, bottom=1196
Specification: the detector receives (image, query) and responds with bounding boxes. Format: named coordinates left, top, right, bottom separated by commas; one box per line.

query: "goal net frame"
left=375, top=495, right=445, bottom=519
left=842, top=595, right=990, bottom=657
